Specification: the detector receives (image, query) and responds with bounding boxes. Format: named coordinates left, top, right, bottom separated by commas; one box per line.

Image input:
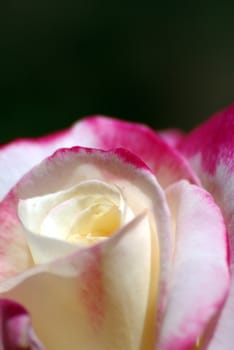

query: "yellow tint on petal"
left=18, top=180, right=134, bottom=264
left=69, top=201, right=121, bottom=241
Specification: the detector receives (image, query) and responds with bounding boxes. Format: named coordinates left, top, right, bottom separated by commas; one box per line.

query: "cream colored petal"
left=18, top=180, right=123, bottom=234
left=0, top=213, right=157, bottom=350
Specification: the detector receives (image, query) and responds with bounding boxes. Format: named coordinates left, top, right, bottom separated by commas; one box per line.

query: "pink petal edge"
left=158, top=181, right=229, bottom=350
left=179, top=104, right=234, bottom=350
left=73, top=116, right=199, bottom=187
left=0, top=146, right=172, bottom=321
left=0, top=298, right=44, bottom=350
left=0, top=116, right=199, bottom=200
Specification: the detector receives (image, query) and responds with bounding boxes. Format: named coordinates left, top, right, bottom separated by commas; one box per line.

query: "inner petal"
left=69, top=200, right=121, bottom=239
left=19, top=180, right=134, bottom=248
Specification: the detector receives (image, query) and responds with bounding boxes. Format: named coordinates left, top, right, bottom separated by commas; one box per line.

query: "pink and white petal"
left=0, top=123, right=100, bottom=200
left=17, top=146, right=172, bottom=278
left=0, top=116, right=198, bottom=200
left=0, top=117, right=98, bottom=199
left=0, top=147, right=173, bottom=310
left=157, top=128, right=185, bottom=148
left=72, top=116, right=199, bottom=187
left=158, top=181, right=229, bottom=350
left=0, top=137, right=67, bottom=201
left=0, top=191, right=33, bottom=281
left=0, top=298, right=44, bottom=350
left=179, top=104, right=234, bottom=349
left=0, top=213, right=155, bottom=350
left=30, top=147, right=173, bottom=313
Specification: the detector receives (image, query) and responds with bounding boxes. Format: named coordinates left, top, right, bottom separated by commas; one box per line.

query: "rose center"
left=45, top=194, right=123, bottom=245
left=18, top=180, right=134, bottom=248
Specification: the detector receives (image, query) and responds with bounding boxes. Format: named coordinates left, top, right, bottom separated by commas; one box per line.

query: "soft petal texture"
left=18, top=180, right=132, bottom=242
left=158, top=181, right=229, bottom=350
left=18, top=146, right=172, bottom=273
left=0, top=146, right=172, bottom=323
left=18, top=180, right=134, bottom=264
left=0, top=213, right=156, bottom=350
left=0, top=116, right=198, bottom=200
left=0, top=137, right=72, bottom=202
left=179, top=104, right=234, bottom=350
left=73, top=117, right=199, bottom=187
left=0, top=298, right=44, bottom=349
left=0, top=191, right=33, bottom=279
left=157, top=129, right=185, bottom=148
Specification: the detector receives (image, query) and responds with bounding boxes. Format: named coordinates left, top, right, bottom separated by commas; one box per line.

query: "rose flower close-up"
left=0, top=104, right=234, bottom=350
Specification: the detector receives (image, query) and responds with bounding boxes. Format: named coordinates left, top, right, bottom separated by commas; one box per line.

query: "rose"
left=0, top=114, right=231, bottom=350
left=0, top=112, right=231, bottom=350
left=0, top=115, right=230, bottom=350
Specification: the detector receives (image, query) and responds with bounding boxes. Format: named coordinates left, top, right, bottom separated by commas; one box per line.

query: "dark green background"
left=1, top=1, right=234, bottom=143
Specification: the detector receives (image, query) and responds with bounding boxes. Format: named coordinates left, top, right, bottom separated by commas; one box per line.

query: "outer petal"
left=157, top=128, right=185, bottom=148
left=0, top=130, right=81, bottom=201
left=0, top=116, right=198, bottom=200
left=0, top=213, right=154, bottom=350
left=158, top=181, right=229, bottom=350
left=0, top=298, right=44, bottom=349
left=0, top=191, right=33, bottom=279
left=179, top=104, right=234, bottom=350
left=72, top=116, right=198, bottom=187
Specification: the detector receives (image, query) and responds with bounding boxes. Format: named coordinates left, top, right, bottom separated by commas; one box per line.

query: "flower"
left=0, top=109, right=232, bottom=350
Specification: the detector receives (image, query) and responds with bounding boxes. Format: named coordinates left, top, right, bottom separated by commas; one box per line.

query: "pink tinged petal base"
left=79, top=247, right=104, bottom=330
left=0, top=298, right=44, bottom=350
left=158, top=181, right=229, bottom=350
left=179, top=104, right=234, bottom=350
left=0, top=214, right=155, bottom=350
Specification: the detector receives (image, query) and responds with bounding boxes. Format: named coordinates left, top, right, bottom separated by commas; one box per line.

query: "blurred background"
left=1, top=0, right=234, bottom=143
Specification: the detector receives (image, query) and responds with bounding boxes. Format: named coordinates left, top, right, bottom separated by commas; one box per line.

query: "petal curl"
left=0, top=298, right=44, bottom=349
left=18, top=146, right=172, bottom=270
left=180, top=104, right=234, bottom=349
left=158, top=181, right=229, bottom=350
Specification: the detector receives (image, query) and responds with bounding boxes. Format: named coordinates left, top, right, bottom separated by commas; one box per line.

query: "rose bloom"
left=0, top=105, right=233, bottom=350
